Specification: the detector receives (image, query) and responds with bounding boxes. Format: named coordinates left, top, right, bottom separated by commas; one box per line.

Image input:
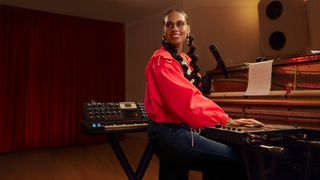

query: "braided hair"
left=162, top=9, right=202, bottom=92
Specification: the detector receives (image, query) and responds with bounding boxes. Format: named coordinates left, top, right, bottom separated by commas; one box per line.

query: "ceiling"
left=0, top=0, right=180, bottom=22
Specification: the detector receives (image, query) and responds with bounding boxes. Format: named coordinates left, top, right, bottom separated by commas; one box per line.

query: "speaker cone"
left=266, top=1, right=283, bottom=20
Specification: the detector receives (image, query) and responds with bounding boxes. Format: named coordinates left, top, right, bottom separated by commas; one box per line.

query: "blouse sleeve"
left=150, top=56, right=229, bottom=128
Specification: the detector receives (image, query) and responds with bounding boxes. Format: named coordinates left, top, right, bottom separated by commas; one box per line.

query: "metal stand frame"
left=106, top=133, right=153, bottom=180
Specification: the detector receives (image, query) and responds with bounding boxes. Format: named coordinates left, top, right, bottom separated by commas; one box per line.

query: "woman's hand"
left=226, top=118, right=264, bottom=127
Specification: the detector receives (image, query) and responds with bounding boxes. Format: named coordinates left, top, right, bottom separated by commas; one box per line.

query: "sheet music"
left=244, top=60, right=273, bottom=96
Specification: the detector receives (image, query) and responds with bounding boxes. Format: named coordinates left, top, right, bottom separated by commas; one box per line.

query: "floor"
left=0, top=133, right=202, bottom=180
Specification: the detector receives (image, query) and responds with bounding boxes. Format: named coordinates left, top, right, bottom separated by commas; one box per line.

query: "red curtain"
left=0, top=5, right=125, bottom=153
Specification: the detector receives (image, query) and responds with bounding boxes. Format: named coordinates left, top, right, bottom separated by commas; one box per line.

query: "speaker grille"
left=269, top=31, right=286, bottom=50
left=266, top=1, right=283, bottom=20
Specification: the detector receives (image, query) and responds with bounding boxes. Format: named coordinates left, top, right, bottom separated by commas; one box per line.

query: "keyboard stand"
left=106, top=133, right=153, bottom=180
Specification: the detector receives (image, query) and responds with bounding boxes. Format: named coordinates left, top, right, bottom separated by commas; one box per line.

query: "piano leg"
left=106, top=133, right=154, bottom=180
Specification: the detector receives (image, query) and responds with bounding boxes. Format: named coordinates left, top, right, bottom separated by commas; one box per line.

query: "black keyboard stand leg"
left=106, top=134, right=135, bottom=180
left=106, top=133, right=154, bottom=180
left=134, top=142, right=153, bottom=180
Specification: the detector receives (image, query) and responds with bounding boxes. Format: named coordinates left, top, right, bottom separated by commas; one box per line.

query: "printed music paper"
left=244, top=60, right=273, bottom=96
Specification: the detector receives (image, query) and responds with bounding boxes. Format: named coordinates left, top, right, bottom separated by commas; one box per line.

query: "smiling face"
left=163, top=10, right=190, bottom=52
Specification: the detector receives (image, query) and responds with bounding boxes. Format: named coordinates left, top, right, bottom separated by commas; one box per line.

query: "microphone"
left=209, top=44, right=229, bottom=78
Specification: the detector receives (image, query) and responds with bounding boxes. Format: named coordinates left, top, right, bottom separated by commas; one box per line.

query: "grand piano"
left=205, top=53, right=320, bottom=129
left=202, top=53, right=320, bottom=180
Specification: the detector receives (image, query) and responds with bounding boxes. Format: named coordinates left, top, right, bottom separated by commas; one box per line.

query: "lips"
left=171, top=34, right=181, bottom=38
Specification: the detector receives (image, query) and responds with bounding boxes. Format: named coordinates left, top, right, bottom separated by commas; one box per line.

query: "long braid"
left=186, top=34, right=202, bottom=91
left=162, top=35, right=202, bottom=92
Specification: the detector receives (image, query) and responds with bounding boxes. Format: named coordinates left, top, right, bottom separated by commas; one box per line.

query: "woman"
left=144, top=9, right=263, bottom=180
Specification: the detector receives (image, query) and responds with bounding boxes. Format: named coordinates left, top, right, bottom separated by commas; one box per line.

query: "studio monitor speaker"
left=258, top=0, right=310, bottom=57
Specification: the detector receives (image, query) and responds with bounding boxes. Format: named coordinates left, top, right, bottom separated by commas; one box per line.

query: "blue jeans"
left=147, top=120, right=247, bottom=180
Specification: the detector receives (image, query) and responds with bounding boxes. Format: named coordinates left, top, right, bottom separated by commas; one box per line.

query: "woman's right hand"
left=226, top=118, right=264, bottom=127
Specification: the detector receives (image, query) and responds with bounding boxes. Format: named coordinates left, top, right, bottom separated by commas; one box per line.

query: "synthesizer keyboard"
left=203, top=124, right=307, bottom=145
left=81, top=101, right=148, bottom=134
